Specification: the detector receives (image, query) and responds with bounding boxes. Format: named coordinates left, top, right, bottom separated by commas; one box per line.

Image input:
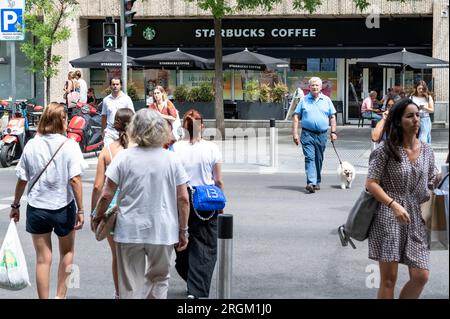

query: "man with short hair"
left=292, top=77, right=337, bottom=193
left=101, top=78, right=135, bottom=145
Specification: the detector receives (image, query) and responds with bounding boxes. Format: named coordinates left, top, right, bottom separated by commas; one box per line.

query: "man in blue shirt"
left=292, top=77, right=337, bottom=193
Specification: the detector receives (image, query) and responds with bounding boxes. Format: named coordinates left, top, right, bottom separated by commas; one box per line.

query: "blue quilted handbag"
left=190, top=185, right=226, bottom=219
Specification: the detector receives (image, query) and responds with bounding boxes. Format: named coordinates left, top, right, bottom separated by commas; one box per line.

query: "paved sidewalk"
left=81, top=126, right=448, bottom=174
left=214, top=127, right=449, bottom=174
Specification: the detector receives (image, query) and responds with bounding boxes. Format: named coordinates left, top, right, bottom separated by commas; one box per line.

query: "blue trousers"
left=300, top=130, right=327, bottom=186
left=362, top=111, right=382, bottom=122
left=419, top=116, right=432, bottom=144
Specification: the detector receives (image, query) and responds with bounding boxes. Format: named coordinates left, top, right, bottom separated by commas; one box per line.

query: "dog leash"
left=331, top=140, right=343, bottom=166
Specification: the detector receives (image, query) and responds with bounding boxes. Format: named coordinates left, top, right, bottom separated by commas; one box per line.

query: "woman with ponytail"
left=173, top=109, right=224, bottom=299
left=91, top=108, right=134, bottom=299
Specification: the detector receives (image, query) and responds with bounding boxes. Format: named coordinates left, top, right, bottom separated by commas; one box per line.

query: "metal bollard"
left=370, top=119, right=377, bottom=152
left=217, top=214, right=233, bottom=299
left=269, top=119, right=278, bottom=167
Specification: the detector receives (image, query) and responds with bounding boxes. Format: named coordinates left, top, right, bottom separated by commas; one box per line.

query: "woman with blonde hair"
left=10, top=102, right=87, bottom=299
left=173, top=109, right=224, bottom=299
left=63, top=71, right=80, bottom=118
left=148, top=85, right=179, bottom=149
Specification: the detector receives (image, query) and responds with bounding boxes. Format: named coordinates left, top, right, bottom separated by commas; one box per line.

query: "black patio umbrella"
left=69, top=49, right=137, bottom=68
left=135, top=48, right=212, bottom=69
left=218, top=48, right=289, bottom=71
left=357, top=48, right=449, bottom=87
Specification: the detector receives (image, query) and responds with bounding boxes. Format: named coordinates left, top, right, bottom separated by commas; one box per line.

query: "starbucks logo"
left=143, top=27, right=156, bottom=41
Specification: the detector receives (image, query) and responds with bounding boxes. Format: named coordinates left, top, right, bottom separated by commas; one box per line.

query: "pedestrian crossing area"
left=0, top=196, right=27, bottom=212
left=84, top=155, right=99, bottom=168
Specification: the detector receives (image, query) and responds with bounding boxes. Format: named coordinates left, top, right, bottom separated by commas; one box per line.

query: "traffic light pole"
left=120, top=0, right=127, bottom=94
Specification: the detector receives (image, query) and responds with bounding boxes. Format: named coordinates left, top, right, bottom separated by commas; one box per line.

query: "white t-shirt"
left=172, top=140, right=222, bottom=187
left=78, top=79, right=88, bottom=103
left=105, top=147, right=188, bottom=244
left=101, top=93, right=134, bottom=138
left=16, top=134, right=88, bottom=209
left=411, top=95, right=430, bottom=116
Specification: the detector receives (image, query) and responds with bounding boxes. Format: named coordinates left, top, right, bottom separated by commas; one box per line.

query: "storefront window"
left=287, top=71, right=337, bottom=99
left=89, top=68, right=175, bottom=103
left=395, top=68, right=432, bottom=93
left=0, top=38, right=36, bottom=101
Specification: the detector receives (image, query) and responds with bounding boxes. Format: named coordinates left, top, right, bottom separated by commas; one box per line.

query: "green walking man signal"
left=103, top=22, right=117, bottom=49
left=104, top=36, right=116, bottom=49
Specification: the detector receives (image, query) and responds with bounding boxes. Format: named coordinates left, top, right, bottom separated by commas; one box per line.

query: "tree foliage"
left=20, top=0, right=78, bottom=102
left=187, top=0, right=378, bottom=17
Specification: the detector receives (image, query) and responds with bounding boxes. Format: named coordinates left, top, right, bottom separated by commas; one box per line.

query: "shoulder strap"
left=106, top=143, right=114, bottom=160
left=29, top=139, right=69, bottom=192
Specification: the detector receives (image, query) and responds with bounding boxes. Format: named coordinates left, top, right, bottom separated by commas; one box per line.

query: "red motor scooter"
left=0, top=100, right=43, bottom=167
left=67, top=101, right=103, bottom=154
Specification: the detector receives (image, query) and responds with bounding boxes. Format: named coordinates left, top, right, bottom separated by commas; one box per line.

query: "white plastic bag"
left=0, top=219, right=31, bottom=290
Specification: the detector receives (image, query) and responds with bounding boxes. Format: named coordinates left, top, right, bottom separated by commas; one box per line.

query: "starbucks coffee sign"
left=143, top=27, right=156, bottom=41
left=89, top=18, right=432, bottom=48
left=194, top=28, right=316, bottom=39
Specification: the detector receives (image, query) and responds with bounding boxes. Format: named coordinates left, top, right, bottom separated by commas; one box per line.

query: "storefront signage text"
left=194, top=28, right=316, bottom=39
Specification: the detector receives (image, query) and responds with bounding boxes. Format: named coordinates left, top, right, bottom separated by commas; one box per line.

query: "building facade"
left=1, top=0, right=448, bottom=123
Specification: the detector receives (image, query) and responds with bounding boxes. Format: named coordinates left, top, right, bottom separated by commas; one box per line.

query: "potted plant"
left=237, top=82, right=285, bottom=120
left=244, top=79, right=260, bottom=101
left=272, top=82, right=288, bottom=103
left=175, top=83, right=215, bottom=119
left=259, top=83, right=272, bottom=103
left=173, top=85, right=189, bottom=102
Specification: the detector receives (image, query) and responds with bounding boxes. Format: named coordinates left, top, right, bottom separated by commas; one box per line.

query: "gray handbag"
left=338, top=189, right=379, bottom=249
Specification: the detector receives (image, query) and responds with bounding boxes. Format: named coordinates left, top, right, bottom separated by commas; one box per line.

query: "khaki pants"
left=116, top=243, right=173, bottom=299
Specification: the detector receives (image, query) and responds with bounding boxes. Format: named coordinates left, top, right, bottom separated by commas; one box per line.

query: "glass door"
left=347, top=63, right=364, bottom=121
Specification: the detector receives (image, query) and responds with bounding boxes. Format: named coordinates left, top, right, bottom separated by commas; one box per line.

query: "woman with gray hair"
left=93, top=109, right=190, bottom=299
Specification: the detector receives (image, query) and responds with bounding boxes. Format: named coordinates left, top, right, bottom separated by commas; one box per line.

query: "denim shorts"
left=26, top=200, right=76, bottom=237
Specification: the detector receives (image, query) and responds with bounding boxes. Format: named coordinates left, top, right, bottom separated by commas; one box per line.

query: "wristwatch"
left=11, top=203, right=20, bottom=209
left=331, top=131, right=337, bottom=135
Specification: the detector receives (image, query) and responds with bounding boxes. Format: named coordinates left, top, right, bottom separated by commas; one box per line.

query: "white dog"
left=337, top=161, right=356, bottom=189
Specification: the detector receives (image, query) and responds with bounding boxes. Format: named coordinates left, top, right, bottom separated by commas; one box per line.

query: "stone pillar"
left=432, top=0, right=449, bottom=124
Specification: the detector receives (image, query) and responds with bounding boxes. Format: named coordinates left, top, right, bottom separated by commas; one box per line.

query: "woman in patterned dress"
left=366, top=98, right=438, bottom=299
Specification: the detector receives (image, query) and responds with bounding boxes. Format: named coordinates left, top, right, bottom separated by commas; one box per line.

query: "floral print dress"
left=367, top=141, right=437, bottom=269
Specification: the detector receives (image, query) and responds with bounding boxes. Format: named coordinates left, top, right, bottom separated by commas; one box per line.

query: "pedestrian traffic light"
left=103, top=22, right=117, bottom=49
left=123, top=0, right=137, bottom=37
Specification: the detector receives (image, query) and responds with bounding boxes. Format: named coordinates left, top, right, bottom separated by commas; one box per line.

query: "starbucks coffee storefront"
left=87, top=17, right=433, bottom=123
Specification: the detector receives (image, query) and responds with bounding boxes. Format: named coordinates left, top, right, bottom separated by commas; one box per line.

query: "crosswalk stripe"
left=0, top=196, right=27, bottom=202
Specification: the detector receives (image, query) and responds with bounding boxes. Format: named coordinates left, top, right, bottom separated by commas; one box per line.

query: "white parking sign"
left=0, top=0, right=25, bottom=41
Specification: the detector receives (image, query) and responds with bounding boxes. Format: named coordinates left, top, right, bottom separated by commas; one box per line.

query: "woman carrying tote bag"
left=9, top=102, right=87, bottom=299
left=365, top=98, right=439, bottom=299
